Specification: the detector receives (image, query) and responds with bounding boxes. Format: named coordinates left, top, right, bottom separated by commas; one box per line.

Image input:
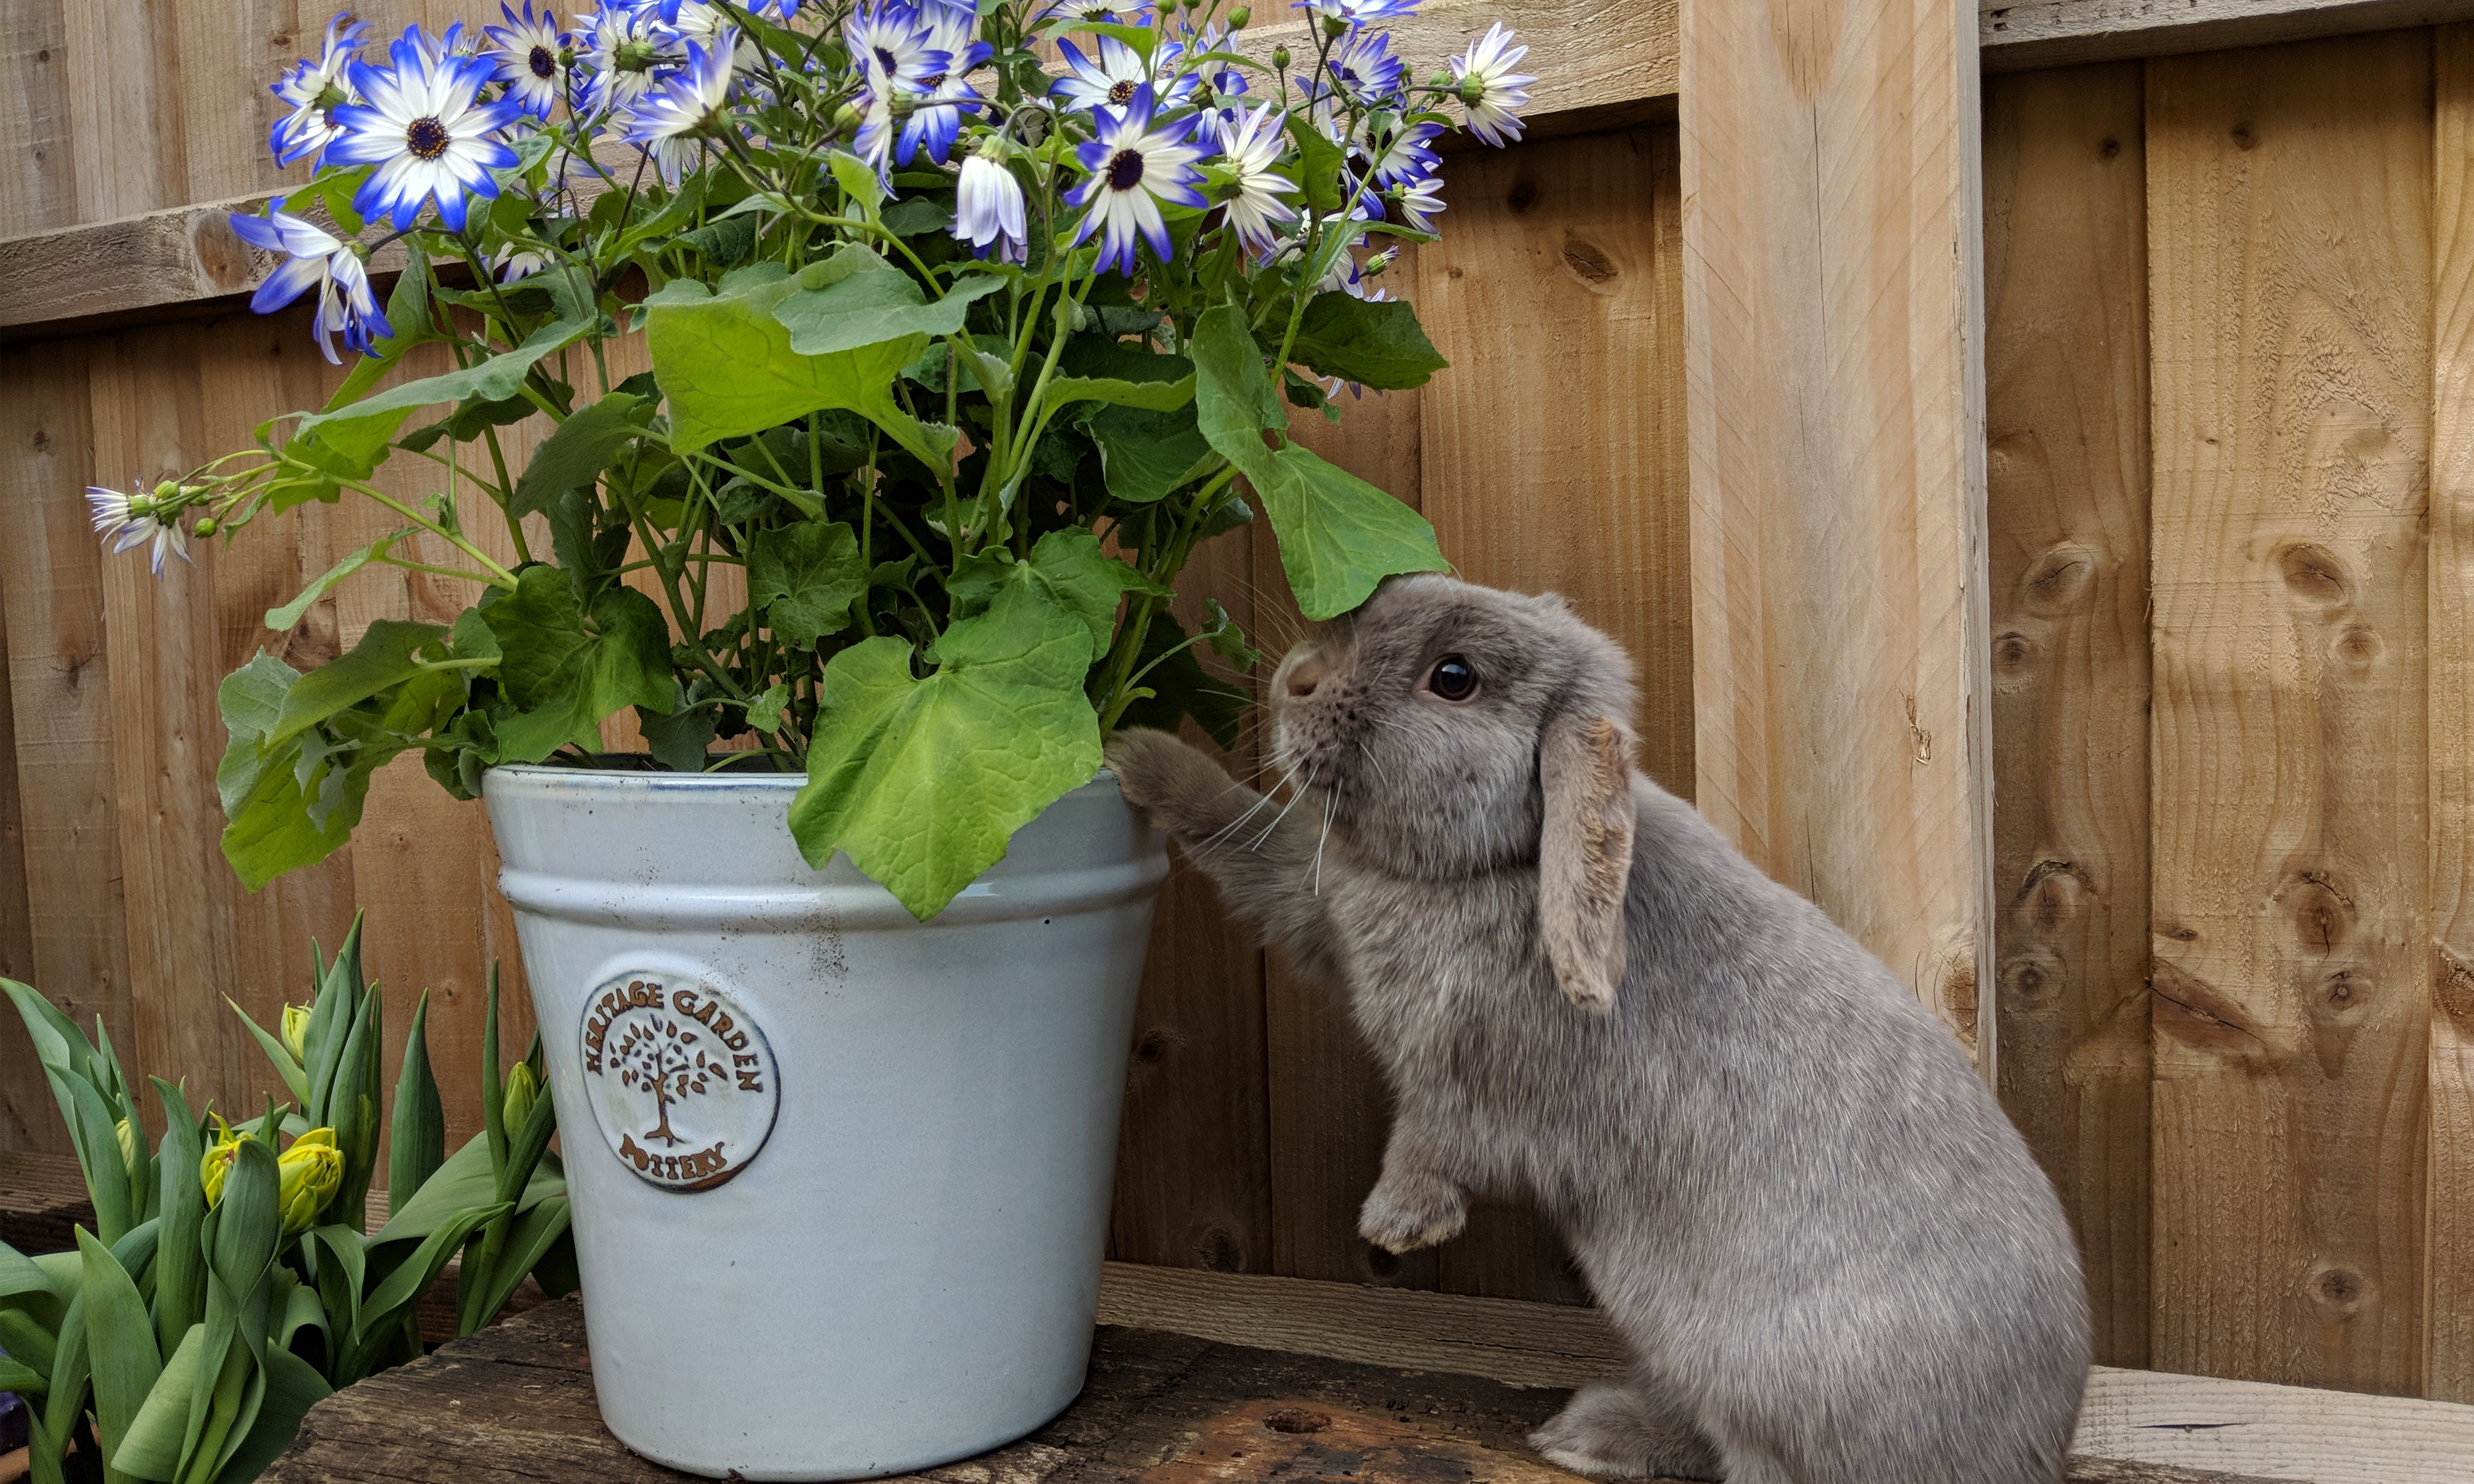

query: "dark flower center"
left=529, top=45, right=557, bottom=79
left=874, top=45, right=899, bottom=74
left=407, top=117, right=450, bottom=159
left=1107, top=147, right=1144, bottom=191
left=922, top=72, right=947, bottom=89
left=1107, top=78, right=1136, bottom=105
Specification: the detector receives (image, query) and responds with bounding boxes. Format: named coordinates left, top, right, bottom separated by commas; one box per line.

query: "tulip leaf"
left=354, top=1203, right=507, bottom=1344
left=226, top=1001, right=311, bottom=1108
left=215, top=1342, right=332, bottom=1484
left=0, top=1307, right=57, bottom=1378
left=0, top=1354, right=45, bottom=1395
left=788, top=584, right=1103, bottom=920
left=388, top=992, right=446, bottom=1213
left=372, top=1133, right=564, bottom=1248
left=209, top=1140, right=282, bottom=1298
left=109, top=1322, right=205, bottom=1482
left=78, top=1227, right=164, bottom=1480
left=150, top=1079, right=208, bottom=1355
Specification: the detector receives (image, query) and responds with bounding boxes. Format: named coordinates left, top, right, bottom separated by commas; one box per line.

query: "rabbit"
left=1103, top=573, right=2091, bottom=1484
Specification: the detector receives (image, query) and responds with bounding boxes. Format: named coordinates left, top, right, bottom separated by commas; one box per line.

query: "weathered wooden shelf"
left=257, top=1296, right=2283, bottom=1484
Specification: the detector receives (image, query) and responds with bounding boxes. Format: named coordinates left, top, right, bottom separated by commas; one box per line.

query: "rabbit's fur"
left=1104, top=575, right=2090, bottom=1484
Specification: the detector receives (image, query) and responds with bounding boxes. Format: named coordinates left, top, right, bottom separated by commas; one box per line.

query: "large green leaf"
left=1191, top=305, right=1446, bottom=618
left=509, top=391, right=649, bottom=517
left=149, top=1079, right=208, bottom=1356
left=771, top=252, right=1002, bottom=356
left=292, top=317, right=589, bottom=444
left=269, top=620, right=447, bottom=750
left=645, top=263, right=943, bottom=467
left=789, top=588, right=1103, bottom=920
left=77, top=1227, right=163, bottom=1481
left=480, top=567, right=675, bottom=762
left=108, top=1322, right=203, bottom=1482
left=949, top=528, right=1159, bottom=657
left=1082, top=401, right=1213, bottom=504
left=215, top=654, right=406, bottom=892
left=371, top=1132, right=563, bottom=1248
left=1286, top=291, right=1450, bottom=391
left=388, top=992, right=445, bottom=1213
left=214, top=1341, right=331, bottom=1483
left=747, top=521, right=867, bottom=646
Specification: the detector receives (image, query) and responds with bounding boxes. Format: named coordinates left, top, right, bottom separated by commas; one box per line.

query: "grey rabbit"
left=1103, top=574, right=2090, bottom=1484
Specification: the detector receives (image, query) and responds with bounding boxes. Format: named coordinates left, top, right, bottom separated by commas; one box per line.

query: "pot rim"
left=483, top=761, right=1124, bottom=792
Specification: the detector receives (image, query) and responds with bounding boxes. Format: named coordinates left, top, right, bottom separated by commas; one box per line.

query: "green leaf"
left=372, top=1132, right=563, bottom=1248
left=263, top=530, right=414, bottom=633
left=772, top=258, right=1002, bottom=357
left=209, top=1139, right=282, bottom=1298
left=1114, top=610, right=1251, bottom=751
left=293, top=317, right=588, bottom=443
left=480, top=567, right=675, bottom=763
left=951, top=528, right=1158, bottom=657
left=645, top=263, right=945, bottom=467
left=1286, top=292, right=1450, bottom=391
left=1190, top=303, right=1288, bottom=484
left=674, top=212, right=758, bottom=268
left=77, top=1227, right=163, bottom=1480
left=148, top=1079, right=207, bottom=1356
left=109, top=1322, right=204, bottom=1482
left=354, top=1202, right=506, bottom=1344
left=1082, top=402, right=1214, bottom=505
left=389, top=990, right=447, bottom=1215
left=747, top=521, right=867, bottom=646
left=878, top=196, right=951, bottom=236
left=789, top=588, right=1103, bottom=920
left=1256, top=443, right=1450, bottom=619
left=1047, top=340, right=1196, bottom=418
left=1284, top=115, right=1349, bottom=215
left=226, top=1003, right=309, bottom=1108
left=0, top=1307, right=57, bottom=1378
left=638, top=697, right=719, bottom=772
left=269, top=620, right=447, bottom=750
left=510, top=391, right=649, bottom=518
left=215, top=1341, right=331, bottom=1483
left=827, top=151, right=884, bottom=214
left=0, top=1352, right=45, bottom=1396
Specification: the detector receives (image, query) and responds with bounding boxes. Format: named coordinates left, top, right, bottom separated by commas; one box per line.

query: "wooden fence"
left=4, top=0, right=2474, bottom=1414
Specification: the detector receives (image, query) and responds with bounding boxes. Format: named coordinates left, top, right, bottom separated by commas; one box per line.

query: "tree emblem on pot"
left=580, top=971, right=780, bottom=1192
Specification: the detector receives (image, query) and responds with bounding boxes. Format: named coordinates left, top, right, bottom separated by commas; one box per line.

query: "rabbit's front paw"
left=1358, top=1167, right=1469, bottom=1254
left=1104, top=728, right=1240, bottom=838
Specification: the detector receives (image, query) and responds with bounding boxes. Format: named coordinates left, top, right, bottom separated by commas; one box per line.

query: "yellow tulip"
left=502, top=1062, right=540, bottom=1132
left=277, top=1127, right=343, bottom=1235
left=115, top=1115, right=139, bottom=1170
left=281, top=1003, right=311, bottom=1063
left=199, top=1114, right=252, bottom=1207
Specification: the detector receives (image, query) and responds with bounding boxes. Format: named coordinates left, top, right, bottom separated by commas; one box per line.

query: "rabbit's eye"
left=1426, top=655, right=1478, bottom=702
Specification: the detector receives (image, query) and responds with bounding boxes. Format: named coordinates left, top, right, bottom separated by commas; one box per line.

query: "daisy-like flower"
left=1394, top=172, right=1443, bottom=232
left=1069, top=85, right=1214, bottom=276
left=1211, top=102, right=1297, bottom=256
left=1358, top=116, right=1438, bottom=187
left=575, top=1, right=670, bottom=117
left=327, top=28, right=526, bottom=232
left=484, top=1, right=568, bottom=119
left=1448, top=21, right=1532, bottom=147
left=1034, top=2, right=1156, bottom=25
left=622, top=29, right=735, bottom=184
left=899, top=6, right=993, bottom=165
left=1318, top=24, right=1403, bottom=106
left=1293, top=0, right=1420, bottom=21
left=88, top=485, right=194, bottom=578
left=269, top=13, right=370, bottom=166
left=228, top=198, right=394, bottom=364
left=952, top=145, right=1028, bottom=264
left=1052, top=34, right=1194, bottom=115
left=847, top=2, right=949, bottom=180
left=487, top=242, right=551, bottom=281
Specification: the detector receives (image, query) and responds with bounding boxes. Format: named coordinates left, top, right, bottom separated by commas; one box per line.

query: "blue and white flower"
left=327, top=27, right=525, bottom=232
left=484, top=2, right=568, bottom=119
left=898, top=5, right=993, bottom=165
left=1212, top=103, right=1297, bottom=256
left=1448, top=21, right=1532, bottom=147
left=621, top=28, right=735, bottom=183
left=228, top=198, right=394, bottom=363
left=1317, top=24, right=1404, bottom=107
left=1034, top=2, right=1156, bottom=26
left=88, top=486, right=192, bottom=577
left=953, top=146, right=1028, bottom=264
left=1292, top=0, right=1421, bottom=20
left=486, top=242, right=550, bottom=281
left=847, top=2, right=949, bottom=180
left=1393, top=173, right=1442, bottom=232
left=1358, top=116, right=1438, bottom=187
left=1052, top=34, right=1193, bottom=115
left=575, top=1, right=670, bottom=117
left=269, top=13, right=369, bottom=166
left=1069, top=85, right=1213, bottom=276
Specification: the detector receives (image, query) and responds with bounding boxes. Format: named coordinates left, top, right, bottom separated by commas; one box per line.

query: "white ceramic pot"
left=482, top=766, right=1167, bottom=1482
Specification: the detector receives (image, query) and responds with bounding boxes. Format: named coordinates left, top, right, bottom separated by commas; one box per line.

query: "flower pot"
left=481, top=765, right=1168, bottom=1481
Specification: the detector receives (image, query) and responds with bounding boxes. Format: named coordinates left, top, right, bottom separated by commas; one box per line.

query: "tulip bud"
left=1272, top=45, right=1290, bottom=70
left=276, top=1127, right=343, bottom=1235
left=199, top=1115, right=252, bottom=1207
left=115, top=1116, right=139, bottom=1170
left=503, top=1062, right=541, bottom=1132
left=281, top=1003, right=311, bottom=1063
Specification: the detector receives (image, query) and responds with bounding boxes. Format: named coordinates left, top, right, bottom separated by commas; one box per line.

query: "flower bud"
left=1272, top=45, right=1290, bottom=70
left=281, top=1003, right=311, bottom=1063
left=833, top=101, right=863, bottom=135
left=1228, top=5, right=1249, bottom=28
left=503, top=1062, right=540, bottom=1132
left=199, top=1115, right=252, bottom=1207
left=1459, top=75, right=1486, bottom=106
left=115, top=1116, right=139, bottom=1170
left=1322, top=14, right=1346, bottom=40
left=276, top=1127, right=343, bottom=1235
left=192, top=516, right=218, bottom=536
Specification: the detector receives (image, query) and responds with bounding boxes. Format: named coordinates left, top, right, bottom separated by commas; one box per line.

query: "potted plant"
left=82, top=0, right=1536, bottom=1476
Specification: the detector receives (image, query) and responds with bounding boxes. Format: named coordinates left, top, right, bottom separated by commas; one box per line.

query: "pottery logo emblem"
left=578, top=970, right=779, bottom=1192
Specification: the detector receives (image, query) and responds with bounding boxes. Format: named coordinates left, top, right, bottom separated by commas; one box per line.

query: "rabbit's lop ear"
left=1539, top=712, right=1634, bottom=1014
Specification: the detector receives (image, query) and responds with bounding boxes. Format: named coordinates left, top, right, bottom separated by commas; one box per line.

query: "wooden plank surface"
left=0, top=0, right=75, bottom=237
left=2429, top=20, right=2474, bottom=1408
left=1677, top=0, right=1997, bottom=1052
left=2076, top=1366, right=2474, bottom=1482
left=1983, top=0, right=2474, bottom=72
left=2144, top=32, right=2435, bottom=1393
left=1980, top=61, right=2157, bottom=1368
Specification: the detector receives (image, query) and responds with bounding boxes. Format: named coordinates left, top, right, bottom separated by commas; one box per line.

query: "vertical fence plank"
left=1412, top=124, right=1690, bottom=1303
left=1980, top=61, right=2156, bottom=1370
left=0, top=340, right=122, bottom=1155
left=1262, top=328, right=1443, bottom=1292
left=2429, top=21, right=2474, bottom=1408
left=2146, top=33, right=2433, bottom=1394
left=1, top=0, right=78, bottom=235
left=1678, top=0, right=1997, bottom=1051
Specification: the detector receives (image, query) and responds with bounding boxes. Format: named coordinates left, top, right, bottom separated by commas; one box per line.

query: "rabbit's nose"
left=1283, top=654, right=1328, bottom=698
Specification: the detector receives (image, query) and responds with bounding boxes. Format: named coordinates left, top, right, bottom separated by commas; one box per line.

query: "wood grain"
left=2429, top=21, right=2474, bottom=1407
left=1677, top=0, right=1997, bottom=1053
left=1980, top=62, right=2156, bottom=1369
left=2076, top=1364, right=2474, bottom=1482
left=2144, top=33, right=2434, bottom=1393
left=0, top=337, right=129, bottom=1155
left=1982, top=0, right=2474, bottom=73
left=0, top=0, right=76, bottom=237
